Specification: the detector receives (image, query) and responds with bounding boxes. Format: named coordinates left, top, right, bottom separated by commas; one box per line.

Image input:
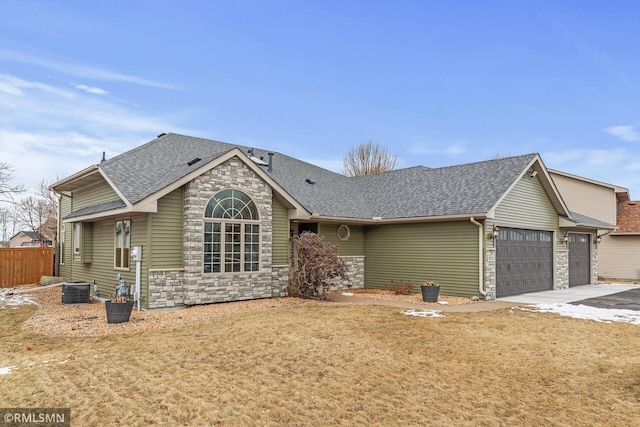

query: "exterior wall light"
left=594, top=235, right=602, bottom=246
left=562, top=232, right=570, bottom=245
left=489, top=225, right=500, bottom=240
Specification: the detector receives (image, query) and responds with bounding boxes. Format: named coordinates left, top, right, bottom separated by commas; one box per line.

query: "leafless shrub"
left=288, top=232, right=348, bottom=300
left=389, top=280, right=414, bottom=295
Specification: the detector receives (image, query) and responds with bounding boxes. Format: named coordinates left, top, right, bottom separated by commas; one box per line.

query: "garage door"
left=496, top=228, right=553, bottom=298
left=568, top=233, right=590, bottom=287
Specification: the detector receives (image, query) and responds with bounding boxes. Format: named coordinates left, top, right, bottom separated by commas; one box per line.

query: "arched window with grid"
left=203, top=189, right=260, bottom=273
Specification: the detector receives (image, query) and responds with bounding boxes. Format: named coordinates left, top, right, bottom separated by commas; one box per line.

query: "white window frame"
left=203, top=189, right=260, bottom=274
left=114, top=219, right=131, bottom=270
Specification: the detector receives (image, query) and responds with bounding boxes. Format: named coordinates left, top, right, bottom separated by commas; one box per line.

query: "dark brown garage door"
left=568, top=233, right=590, bottom=287
left=496, top=228, right=553, bottom=298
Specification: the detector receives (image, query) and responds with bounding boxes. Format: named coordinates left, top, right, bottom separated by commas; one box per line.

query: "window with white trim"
left=204, top=189, right=260, bottom=273
left=115, top=219, right=130, bottom=269
left=73, top=223, right=81, bottom=255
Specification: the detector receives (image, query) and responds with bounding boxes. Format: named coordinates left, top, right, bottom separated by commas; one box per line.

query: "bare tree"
left=0, top=207, right=16, bottom=245
left=343, top=141, right=398, bottom=177
left=13, top=178, right=59, bottom=243
left=0, top=162, right=24, bottom=203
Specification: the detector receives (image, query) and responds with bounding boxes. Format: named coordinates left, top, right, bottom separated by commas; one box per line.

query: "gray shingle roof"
left=568, top=211, right=615, bottom=228
left=65, top=200, right=127, bottom=219
left=96, top=133, right=540, bottom=220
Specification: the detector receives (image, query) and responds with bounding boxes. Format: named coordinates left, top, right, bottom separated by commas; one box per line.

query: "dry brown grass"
left=2, top=292, right=640, bottom=426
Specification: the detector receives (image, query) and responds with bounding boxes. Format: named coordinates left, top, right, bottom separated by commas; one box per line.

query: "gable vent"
left=187, top=157, right=201, bottom=166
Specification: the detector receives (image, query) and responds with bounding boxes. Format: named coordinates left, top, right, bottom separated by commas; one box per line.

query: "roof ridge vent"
left=187, top=157, right=201, bottom=166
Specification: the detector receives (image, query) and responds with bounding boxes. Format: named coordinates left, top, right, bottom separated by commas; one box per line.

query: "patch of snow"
left=402, top=309, right=444, bottom=318
left=58, top=360, right=68, bottom=364
left=0, top=288, right=36, bottom=307
left=437, top=301, right=449, bottom=305
left=520, top=303, right=640, bottom=325
left=341, top=292, right=354, bottom=297
left=0, top=365, right=16, bottom=375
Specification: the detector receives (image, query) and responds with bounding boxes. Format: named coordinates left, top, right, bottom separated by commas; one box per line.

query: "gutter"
left=469, top=217, right=487, bottom=298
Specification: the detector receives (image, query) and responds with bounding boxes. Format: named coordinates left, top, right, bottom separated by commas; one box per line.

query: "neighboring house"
left=550, top=170, right=640, bottom=281
left=51, top=133, right=613, bottom=309
left=9, top=231, right=51, bottom=248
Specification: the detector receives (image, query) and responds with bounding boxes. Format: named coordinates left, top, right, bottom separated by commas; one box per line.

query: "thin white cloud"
left=0, top=73, right=194, bottom=194
left=604, top=125, right=639, bottom=142
left=0, top=75, right=75, bottom=98
left=0, top=47, right=178, bottom=90
left=74, top=84, right=108, bottom=96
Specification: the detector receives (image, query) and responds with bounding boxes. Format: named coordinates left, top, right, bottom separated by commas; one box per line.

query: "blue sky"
left=1, top=1, right=640, bottom=198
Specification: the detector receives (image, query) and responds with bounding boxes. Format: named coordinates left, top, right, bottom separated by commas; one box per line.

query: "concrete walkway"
left=326, top=284, right=638, bottom=313
left=497, top=284, right=636, bottom=304
left=326, top=292, right=517, bottom=313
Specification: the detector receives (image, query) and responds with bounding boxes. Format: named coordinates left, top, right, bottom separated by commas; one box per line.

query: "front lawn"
left=1, top=297, right=640, bottom=425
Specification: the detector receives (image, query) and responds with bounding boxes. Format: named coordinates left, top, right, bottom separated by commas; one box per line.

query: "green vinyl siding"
left=364, top=221, right=480, bottom=297
left=487, top=175, right=560, bottom=248
left=318, top=223, right=364, bottom=256
left=272, top=197, right=289, bottom=265
left=80, top=222, right=93, bottom=263
left=72, top=180, right=121, bottom=210
left=149, top=188, right=184, bottom=269
left=68, top=214, right=150, bottom=308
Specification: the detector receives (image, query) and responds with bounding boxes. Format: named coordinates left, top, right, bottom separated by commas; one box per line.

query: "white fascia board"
left=50, top=165, right=100, bottom=192
left=301, top=213, right=488, bottom=225
left=98, top=168, right=132, bottom=209
left=61, top=207, right=132, bottom=223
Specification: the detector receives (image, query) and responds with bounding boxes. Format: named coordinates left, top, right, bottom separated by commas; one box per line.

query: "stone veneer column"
left=592, top=245, right=598, bottom=284
left=484, top=248, right=496, bottom=300
left=182, top=157, right=275, bottom=305
left=555, top=249, right=569, bottom=290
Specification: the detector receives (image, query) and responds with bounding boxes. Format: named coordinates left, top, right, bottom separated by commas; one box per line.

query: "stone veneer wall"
left=148, top=269, right=185, bottom=309
left=329, top=255, right=365, bottom=290
left=182, top=157, right=275, bottom=306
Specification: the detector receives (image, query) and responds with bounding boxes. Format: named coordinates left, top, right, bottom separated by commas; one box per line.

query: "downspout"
left=469, top=217, right=487, bottom=297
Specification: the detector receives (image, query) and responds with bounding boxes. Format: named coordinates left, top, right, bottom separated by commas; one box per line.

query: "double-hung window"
left=204, top=189, right=260, bottom=273
left=115, top=219, right=130, bottom=269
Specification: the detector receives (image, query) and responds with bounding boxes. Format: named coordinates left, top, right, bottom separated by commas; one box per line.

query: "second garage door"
left=568, top=233, right=590, bottom=287
left=496, top=228, right=553, bottom=298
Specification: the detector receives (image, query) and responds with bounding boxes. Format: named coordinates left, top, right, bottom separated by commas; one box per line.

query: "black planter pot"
left=421, top=285, right=440, bottom=302
left=105, top=301, right=134, bottom=324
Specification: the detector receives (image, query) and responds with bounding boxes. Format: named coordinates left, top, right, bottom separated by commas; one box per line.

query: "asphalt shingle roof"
left=96, top=133, right=540, bottom=220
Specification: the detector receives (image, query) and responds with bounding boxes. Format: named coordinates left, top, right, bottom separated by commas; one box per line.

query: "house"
left=550, top=169, right=640, bottom=281
left=9, top=231, right=51, bottom=248
left=51, top=133, right=614, bottom=309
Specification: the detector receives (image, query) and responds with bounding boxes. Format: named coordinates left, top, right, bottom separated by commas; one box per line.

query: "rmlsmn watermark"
left=0, top=408, right=70, bottom=426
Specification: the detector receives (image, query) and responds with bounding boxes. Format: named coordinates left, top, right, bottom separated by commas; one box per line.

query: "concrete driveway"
left=499, top=284, right=640, bottom=310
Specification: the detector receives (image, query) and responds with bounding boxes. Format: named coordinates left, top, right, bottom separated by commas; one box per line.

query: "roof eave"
left=50, top=165, right=101, bottom=192
left=301, top=213, right=489, bottom=225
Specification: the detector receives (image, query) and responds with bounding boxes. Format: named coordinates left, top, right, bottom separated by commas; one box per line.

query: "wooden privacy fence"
left=0, top=247, right=55, bottom=287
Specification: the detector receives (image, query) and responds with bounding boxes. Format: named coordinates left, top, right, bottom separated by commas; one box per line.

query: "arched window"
left=203, top=190, right=260, bottom=273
